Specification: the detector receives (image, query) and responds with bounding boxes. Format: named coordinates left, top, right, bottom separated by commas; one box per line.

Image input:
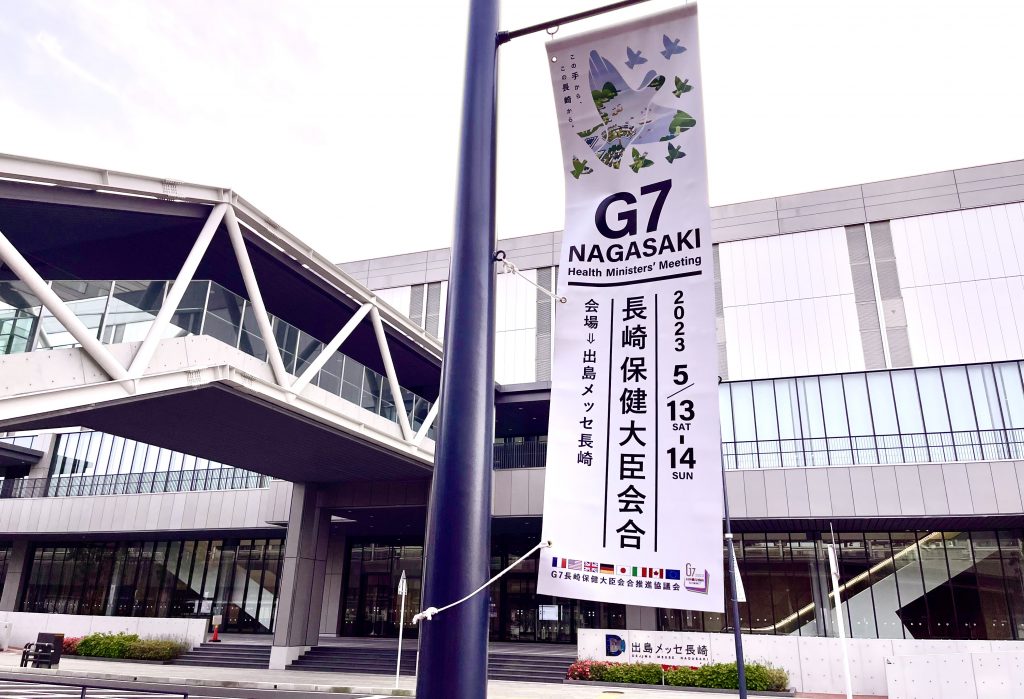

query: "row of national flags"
left=553, top=557, right=682, bottom=580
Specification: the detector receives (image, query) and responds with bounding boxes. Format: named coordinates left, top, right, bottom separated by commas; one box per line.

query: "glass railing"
left=720, top=361, right=1024, bottom=470
left=0, top=468, right=268, bottom=498
left=0, top=279, right=435, bottom=436
left=493, top=440, right=547, bottom=470
left=499, top=360, right=1024, bottom=471
left=723, top=427, right=1024, bottom=469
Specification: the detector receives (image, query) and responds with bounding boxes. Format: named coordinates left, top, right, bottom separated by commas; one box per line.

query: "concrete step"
left=171, top=659, right=270, bottom=668
left=286, top=647, right=572, bottom=683
left=171, top=642, right=271, bottom=669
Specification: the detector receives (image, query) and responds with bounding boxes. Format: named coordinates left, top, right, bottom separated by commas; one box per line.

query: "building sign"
left=538, top=5, right=723, bottom=612
left=578, top=629, right=712, bottom=667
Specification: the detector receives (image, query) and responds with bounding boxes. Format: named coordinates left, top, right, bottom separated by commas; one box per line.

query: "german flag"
left=599, top=563, right=614, bottom=575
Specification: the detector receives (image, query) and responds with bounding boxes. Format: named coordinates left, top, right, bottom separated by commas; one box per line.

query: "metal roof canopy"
left=0, top=154, right=442, bottom=400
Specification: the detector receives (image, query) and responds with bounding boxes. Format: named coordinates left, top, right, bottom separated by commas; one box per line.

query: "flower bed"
left=62, top=632, right=189, bottom=661
left=567, top=660, right=790, bottom=692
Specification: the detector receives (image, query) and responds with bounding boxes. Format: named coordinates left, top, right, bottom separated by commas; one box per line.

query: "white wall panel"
left=494, top=269, right=538, bottom=384
left=720, top=227, right=863, bottom=380
left=892, top=202, right=1024, bottom=365
left=374, top=286, right=412, bottom=318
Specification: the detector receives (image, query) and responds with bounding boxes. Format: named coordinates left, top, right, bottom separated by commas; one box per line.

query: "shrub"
left=569, top=662, right=662, bottom=685
left=693, top=662, right=790, bottom=692
left=124, top=638, right=189, bottom=661
left=566, top=659, right=615, bottom=680
left=760, top=663, right=791, bottom=692
left=75, top=632, right=139, bottom=659
left=62, top=636, right=81, bottom=656
left=693, top=662, right=740, bottom=690
left=605, top=662, right=663, bottom=685
left=664, top=666, right=699, bottom=686
left=570, top=659, right=789, bottom=691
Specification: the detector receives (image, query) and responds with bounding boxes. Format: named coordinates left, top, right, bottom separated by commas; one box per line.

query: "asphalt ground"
left=0, top=676, right=388, bottom=699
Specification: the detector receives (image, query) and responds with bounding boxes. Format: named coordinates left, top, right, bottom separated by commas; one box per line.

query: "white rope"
left=499, top=258, right=567, bottom=304
left=413, top=539, right=552, bottom=624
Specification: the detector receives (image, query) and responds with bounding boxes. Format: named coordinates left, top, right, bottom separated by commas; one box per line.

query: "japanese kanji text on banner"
left=538, top=4, right=723, bottom=612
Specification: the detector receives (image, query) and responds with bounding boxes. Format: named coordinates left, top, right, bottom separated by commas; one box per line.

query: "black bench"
left=20, top=632, right=64, bottom=668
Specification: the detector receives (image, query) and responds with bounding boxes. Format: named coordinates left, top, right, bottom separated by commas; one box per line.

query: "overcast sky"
left=1, top=0, right=1022, bottom=263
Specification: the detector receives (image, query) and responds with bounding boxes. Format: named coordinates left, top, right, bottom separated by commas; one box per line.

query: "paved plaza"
left=0, top=650, right=886, bottom=698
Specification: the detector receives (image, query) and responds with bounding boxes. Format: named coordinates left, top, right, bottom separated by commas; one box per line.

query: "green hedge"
left=73, top=632, right=189, bottom=661
left=76, top=632, right=139, bottom=658
left=568, top=660, right=789, bottom=692
left=125, top=638, right=190, bottom=661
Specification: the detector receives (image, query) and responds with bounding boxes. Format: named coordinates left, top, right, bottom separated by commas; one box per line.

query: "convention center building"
left=0, top=153, right=1022, bottom=670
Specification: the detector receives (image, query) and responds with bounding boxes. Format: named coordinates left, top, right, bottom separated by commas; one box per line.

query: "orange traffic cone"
left=210, top=624, right=221, bottom=642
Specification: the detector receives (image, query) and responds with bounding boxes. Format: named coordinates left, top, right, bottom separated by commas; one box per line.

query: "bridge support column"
left=0, top=541, right=30, bottom=612
left=271, top=483, right=329, bottom=669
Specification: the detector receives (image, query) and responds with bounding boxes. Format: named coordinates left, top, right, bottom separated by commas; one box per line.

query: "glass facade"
left=0, top=279, right=435, bottom=435
left=339, top=536, right=626, bottom=642
left=721, top=361, right=1024, bottom=469
left=33, top=431, right=267, bottom=497
left=20, top=537, right=284, bottom=633
left=338, top=530, right=1024, bottom=643
left=658, top=530, right=1024, bottom=641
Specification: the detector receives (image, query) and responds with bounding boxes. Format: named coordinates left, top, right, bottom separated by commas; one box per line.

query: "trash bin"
left=35, top=632, right=63, bottom=667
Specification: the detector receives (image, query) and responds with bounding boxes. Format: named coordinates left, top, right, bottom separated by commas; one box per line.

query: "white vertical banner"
left=538, top=4, right=723, bottom=613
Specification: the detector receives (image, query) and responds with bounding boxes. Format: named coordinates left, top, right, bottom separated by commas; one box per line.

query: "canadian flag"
left=644, top=568, right=664, bottom=579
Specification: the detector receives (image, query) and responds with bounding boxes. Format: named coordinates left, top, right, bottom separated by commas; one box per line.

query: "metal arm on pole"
left=498, top=0, right=653, bottom=43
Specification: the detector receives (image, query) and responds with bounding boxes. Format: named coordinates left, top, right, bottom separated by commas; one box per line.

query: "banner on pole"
left=538, top=4, right=722, bottom=612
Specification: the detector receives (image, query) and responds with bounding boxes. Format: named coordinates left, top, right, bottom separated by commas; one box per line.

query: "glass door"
left=359, top=572, right=395, bottom=637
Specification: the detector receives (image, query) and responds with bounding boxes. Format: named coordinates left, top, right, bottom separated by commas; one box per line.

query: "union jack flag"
left=583, top=561, right=599, bottom=572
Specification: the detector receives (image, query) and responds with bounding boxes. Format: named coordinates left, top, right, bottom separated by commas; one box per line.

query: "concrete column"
left=625, top=604, right=658, bottom=630
left=319, top=529, right=347, bottom=637
left=0, top=541, right=31, bottom=611
left=270, top=483, right=329, bottom=669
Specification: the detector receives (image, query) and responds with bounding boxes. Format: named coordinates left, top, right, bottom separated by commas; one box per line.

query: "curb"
left=0, top=667, right=415, bottom=696
left=64, top=656, right=174, bottom=665
left=564, top=679, right=794, bottom=696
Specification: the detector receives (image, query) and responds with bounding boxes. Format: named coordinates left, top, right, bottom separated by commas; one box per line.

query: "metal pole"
left=396, top=570, right=407, bottom=690
left=720, top=382, right=748, bottom=698
left=415, top=0, right=498, bottom=695
left=828, top=530, right=854, bottom=699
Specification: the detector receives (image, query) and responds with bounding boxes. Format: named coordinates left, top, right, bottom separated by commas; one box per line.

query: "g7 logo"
left=595, top=179, right=672, bottom=240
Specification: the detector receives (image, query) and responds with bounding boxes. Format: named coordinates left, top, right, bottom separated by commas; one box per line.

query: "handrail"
left=0, top=468, right=268, bottom=499
left=722, top=427, right=1024, bottom=469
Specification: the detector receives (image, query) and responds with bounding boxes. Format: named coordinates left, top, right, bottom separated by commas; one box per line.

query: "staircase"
left=289, top=645, right=417, bottom=675
left=171, top=642, right=271, bottom=669
left=287, top=646, right=572, bottom=683
left=487, top=653, right=573, bottom=683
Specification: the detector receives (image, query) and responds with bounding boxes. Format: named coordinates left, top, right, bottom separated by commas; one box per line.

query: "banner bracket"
left=498, top=0, right=654, bottom=44
left=496, top=253, right=567, bottom=304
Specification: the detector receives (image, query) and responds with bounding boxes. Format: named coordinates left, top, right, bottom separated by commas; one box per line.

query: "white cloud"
left=0, top=0, right=1022, bottom=264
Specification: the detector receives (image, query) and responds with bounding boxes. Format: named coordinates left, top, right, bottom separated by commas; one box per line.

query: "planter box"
left=70, top=656, right=175, bottom=666
left=564, top=679, right=793, bottom=696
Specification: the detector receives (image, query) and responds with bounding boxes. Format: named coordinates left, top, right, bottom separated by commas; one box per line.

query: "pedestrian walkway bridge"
left=0, top=154, right=441, bottom=482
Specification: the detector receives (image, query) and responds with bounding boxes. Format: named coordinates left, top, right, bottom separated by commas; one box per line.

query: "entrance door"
left=504, top=596, right=538, bottom=641
left=359, top=572, right=395, bottom=637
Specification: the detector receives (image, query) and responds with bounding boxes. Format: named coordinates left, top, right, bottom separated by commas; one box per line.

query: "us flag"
left=568, top=559, right=583, bottom=571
